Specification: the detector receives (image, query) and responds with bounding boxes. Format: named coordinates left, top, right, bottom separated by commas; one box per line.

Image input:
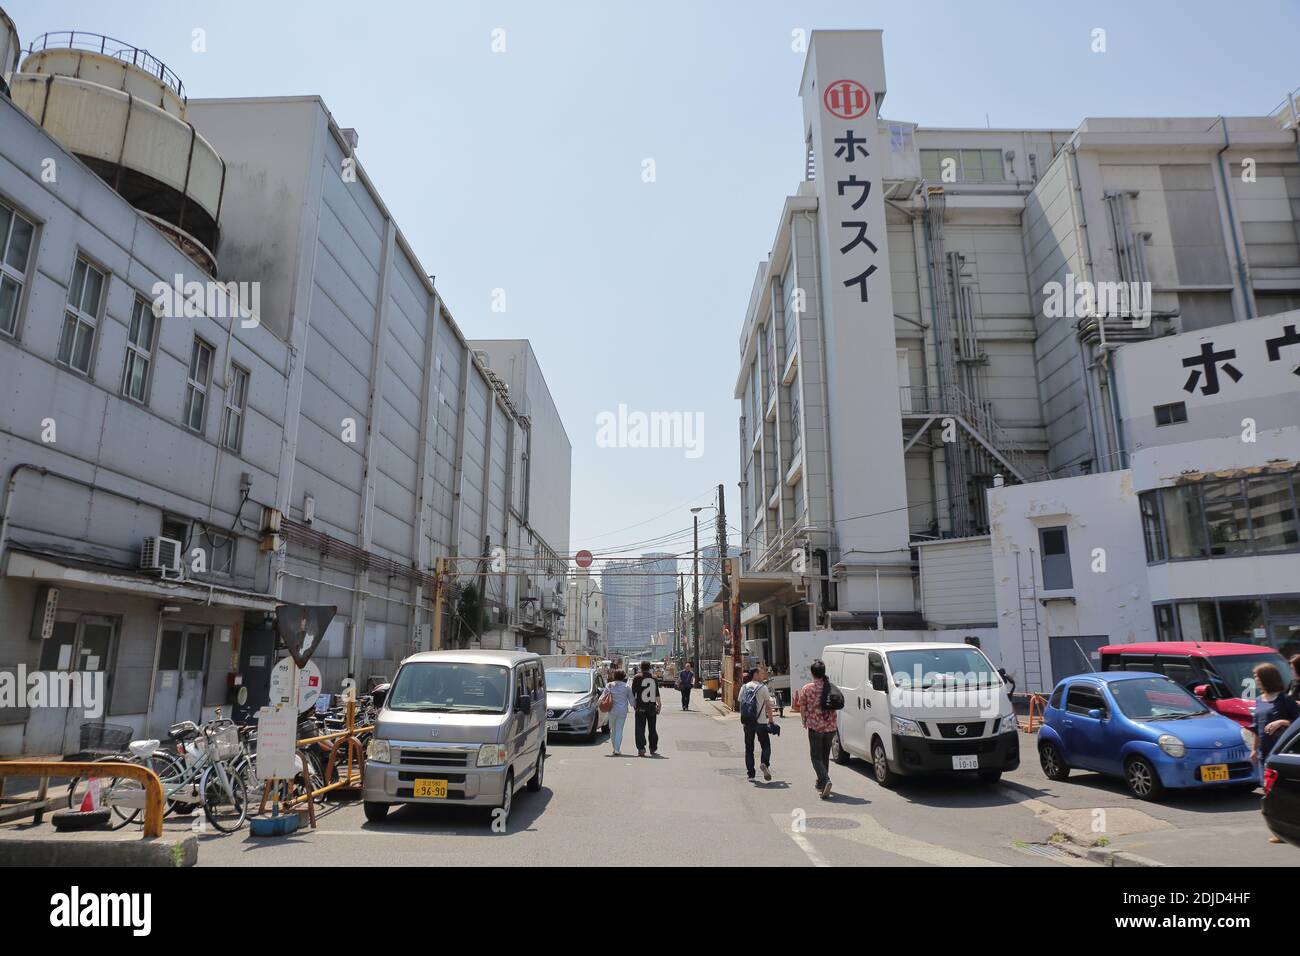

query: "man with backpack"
left=630, top=660, right=662, bottom=757
left=793, top=658, right=842, bottom=799
left=738, top=666, right=775, bottom=782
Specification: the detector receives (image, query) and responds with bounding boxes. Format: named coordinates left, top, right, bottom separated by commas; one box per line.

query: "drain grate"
left=804, top=817, right=860, bottom=831
left=1013, top=842, right=1078, bottom=861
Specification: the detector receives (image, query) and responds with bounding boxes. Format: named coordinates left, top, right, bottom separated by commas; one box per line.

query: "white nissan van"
left=822, top=642, right=1019, bottom=786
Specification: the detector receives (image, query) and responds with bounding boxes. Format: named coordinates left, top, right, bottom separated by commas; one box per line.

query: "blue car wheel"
left=1124, top=756, right=1166, bottom=801
left=1039, top=741, right=1069, bottom=781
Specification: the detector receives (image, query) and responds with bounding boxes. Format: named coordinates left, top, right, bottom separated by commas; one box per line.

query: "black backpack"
left=820, top=679, right=845, bottom=711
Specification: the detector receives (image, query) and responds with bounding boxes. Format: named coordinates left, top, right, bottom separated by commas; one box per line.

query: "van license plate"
left=952, top=755, right=979, bottom=771
left=412, top=779, right=448, bottom=799
left=1200, top=763, right=1229, bottom=782
left=546, top=720, right=559, bottom=731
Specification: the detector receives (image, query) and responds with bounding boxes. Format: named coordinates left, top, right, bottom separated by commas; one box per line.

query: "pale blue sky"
left=12, top=0, right=1297, bottom=563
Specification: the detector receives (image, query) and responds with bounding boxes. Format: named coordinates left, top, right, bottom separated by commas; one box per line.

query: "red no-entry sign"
left=575, top=549, right=593, bottom=568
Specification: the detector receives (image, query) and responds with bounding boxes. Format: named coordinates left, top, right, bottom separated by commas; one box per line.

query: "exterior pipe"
left=1215, top=116, right=1254, bottom=320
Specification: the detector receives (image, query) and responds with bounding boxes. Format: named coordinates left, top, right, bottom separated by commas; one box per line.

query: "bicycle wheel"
left=66, top=755, right=141, bottom=829
left=201, top=763, right=248, bottom=832
left=106, top=751, right=179, bottom=828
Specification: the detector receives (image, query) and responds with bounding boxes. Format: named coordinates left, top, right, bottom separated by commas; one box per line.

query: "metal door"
left=26, top=615, right=116, bottom=755
left=1047, top=635, right=1107, bottom=688
left=149, top=625, right=210, bottom=737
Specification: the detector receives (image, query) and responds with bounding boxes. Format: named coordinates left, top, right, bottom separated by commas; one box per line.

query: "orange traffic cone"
left=79, top=777, right=100, bottom=812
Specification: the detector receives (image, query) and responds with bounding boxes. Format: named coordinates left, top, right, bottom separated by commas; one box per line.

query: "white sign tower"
left=799, top=31, right=913, bottom=617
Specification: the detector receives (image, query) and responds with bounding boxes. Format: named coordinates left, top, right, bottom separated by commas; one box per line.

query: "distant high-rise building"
left=602, top=552, right=677, bottom=651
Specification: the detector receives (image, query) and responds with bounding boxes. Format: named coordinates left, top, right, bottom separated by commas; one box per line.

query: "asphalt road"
left=4, top=699, right=1291, bottom=866
left=184, top=697, right=1271, bottom=868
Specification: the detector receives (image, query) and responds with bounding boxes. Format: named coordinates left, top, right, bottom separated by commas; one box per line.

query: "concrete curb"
left=0, top=835, right=198, bottom=867
left=1054, top=837, right=1163, bottom=867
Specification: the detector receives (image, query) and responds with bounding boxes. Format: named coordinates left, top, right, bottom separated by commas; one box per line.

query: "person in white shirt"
left=601, top=670, right=633, bottom=755
left=739, top=665, right=775, bottom=781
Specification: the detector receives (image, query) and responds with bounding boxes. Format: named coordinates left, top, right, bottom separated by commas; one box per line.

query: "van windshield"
left=1205, top=651, right=1289, bottom=700
left=886, top=648, right=1000, bottom=689
left=387, top=662, right=510, bottom=713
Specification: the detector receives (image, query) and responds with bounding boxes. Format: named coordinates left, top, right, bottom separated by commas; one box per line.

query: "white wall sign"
left=255, top=705, right=298, bottom=781
left=268, top=658, right=322, bottom=711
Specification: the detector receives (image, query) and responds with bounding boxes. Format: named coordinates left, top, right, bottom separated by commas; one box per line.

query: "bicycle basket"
left=200, top=721, right=242, bottom=761
left=78, top=722, right=134, bottom=754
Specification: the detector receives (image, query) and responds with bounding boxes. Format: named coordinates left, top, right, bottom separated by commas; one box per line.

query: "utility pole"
left=716, top=483, right=738, bottom=704
left=691, top=509, right=701, bottom=674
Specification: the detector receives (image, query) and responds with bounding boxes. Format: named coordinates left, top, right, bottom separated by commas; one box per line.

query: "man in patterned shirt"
left=793, top=658, right=838, bottom=799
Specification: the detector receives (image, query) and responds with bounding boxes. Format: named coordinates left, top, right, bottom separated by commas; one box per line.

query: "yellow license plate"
left=1200, top=764, right=1229, bottom=783
left=412, top=778, right=448, bottom=799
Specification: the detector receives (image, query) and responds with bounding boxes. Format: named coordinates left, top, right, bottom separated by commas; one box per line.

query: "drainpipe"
left=1215, top=116, right=1255, bottom=321
left=801, top=211, right=836, bottom=576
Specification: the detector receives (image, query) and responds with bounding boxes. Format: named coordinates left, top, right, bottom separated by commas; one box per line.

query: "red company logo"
left=823, top=79, right=871, bottom=120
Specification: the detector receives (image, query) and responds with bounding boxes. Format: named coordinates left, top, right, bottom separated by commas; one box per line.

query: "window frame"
left=58, top=253, right=109, bottom=376
left=183, top=336, right=216, bottom=434
left=0, top=198, right=38, bottom=339
left=1038, top=525, right=1074, bottom=591
left=220, top=362, right=250, bottom=451
left=120, top=294, right=159, bottom=405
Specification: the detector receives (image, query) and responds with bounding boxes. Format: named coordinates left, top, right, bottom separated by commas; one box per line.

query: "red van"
left=1098, top=642, right=1292, bottom=729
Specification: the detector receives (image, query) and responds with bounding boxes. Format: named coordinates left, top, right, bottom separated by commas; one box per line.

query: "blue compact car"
left=1038, top=672, right=1258, bottom=801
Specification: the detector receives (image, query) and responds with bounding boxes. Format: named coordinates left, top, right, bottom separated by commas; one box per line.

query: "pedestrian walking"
left=1286, top=655, right=1300, bottom=703
left=1249, top=662, right=1300, bottom=843
left=739, top=665, right=775, bottom=782
left=678, top=661, right=695, bottom=711
left=602, top=669, right=633, bottom=755
left=793, top=658, right=840, bottom=799
left=630, top=660, right=661, bottom=756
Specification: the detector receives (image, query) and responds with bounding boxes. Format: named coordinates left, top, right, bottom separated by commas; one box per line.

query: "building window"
left=201, top=528, right=234, bottom=575
left=59, top=256, right=106, bottom=374
left=920, top=148, right=1006, bottom=184
left=1246, top=475, right=1300, bottom=552
left=788, top=383, right=801, bottom=455
left=1140, top=492, right=1165, bottom=563
left=1153, top=401, right=1187, bottom=426
left=1176, top=600, right=1220, bottom=641
left=221, top=364, right=250, bottom=451
left=183, top=338, right=214, bottom=432
left=1160, top=485, right=1209, bottom=559
left=1038, top=525, right=1073, bottom=590
left=1155, top=604, right=1177, bottom=642
left=0, top=201, right=36, bottom=336
left=1202, top=479, right=1252, bottom=557
left=121, top=296, right=158, bottom=404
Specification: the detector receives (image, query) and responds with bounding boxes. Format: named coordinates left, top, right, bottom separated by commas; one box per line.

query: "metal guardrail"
left=25, top=31, right=186, bottom=100
left=0, top=760, right=164, bottom=837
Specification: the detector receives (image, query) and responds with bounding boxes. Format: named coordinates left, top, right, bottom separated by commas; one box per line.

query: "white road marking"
left=787, top=830, right=832, bottom=867
left=771, top=812, right=1008, bottom=867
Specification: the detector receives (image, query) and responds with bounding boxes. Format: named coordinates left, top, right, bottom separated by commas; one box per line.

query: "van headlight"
left=477, top=744, right=508, bottom=767
left=999, top=714, right=1019, bottom=734
left=1157, top=734, right=1185, bottom=758
left=367, top=738, right=391, bottom=763
left=891, top=715, right=924, bottom=738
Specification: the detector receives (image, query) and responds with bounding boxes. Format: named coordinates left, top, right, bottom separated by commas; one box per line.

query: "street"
left=172, top=702, right=1287, bottom=868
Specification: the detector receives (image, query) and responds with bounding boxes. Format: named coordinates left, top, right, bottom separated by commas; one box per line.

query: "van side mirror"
left=1193, top=683, right=1214, bottom=700
left=515, top=690, right=531, bottom=712
left=871, top=674, right=887, bottom=692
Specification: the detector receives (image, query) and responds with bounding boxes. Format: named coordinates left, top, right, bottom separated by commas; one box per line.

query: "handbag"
left=598, top=688, right=614, bottom=713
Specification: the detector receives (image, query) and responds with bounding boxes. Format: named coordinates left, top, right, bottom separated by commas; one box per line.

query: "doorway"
left=1047, top=635, right=1107, bottom=687
left=149, top=624, right=211, bottom=737
left=26, top=614, right=117, bottom=754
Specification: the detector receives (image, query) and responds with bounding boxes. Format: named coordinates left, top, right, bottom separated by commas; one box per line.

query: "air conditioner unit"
left=141, top=536, right=183, bottom=578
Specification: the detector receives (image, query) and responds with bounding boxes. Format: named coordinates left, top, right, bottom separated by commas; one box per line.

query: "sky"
left=10, top=0, right=1299, bottom=566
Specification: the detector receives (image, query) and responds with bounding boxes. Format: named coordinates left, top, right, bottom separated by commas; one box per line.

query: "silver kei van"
left=363, top=649, right=547, bottom=826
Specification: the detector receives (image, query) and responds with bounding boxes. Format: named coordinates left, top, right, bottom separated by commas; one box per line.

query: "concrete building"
left=990, top=309, right=1300, bottom=691
left=0, top=19, right=570, bottom=753
left=601, top=552, right=676, bottom=653
left=563, top=570, right=606, bottom=657
left=734, top=29, right=1300, bottom=676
